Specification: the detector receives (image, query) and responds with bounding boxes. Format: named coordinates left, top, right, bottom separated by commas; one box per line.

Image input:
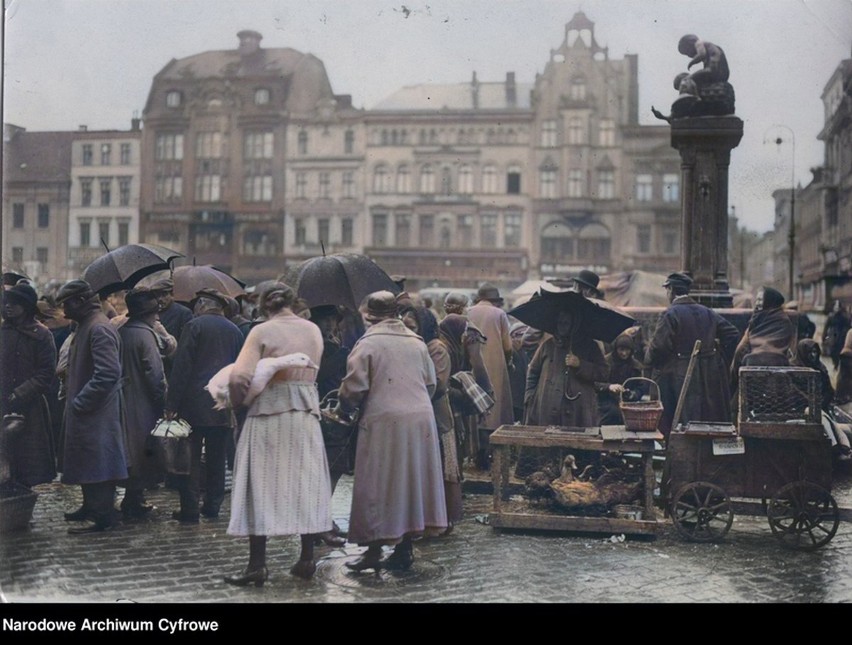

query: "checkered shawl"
left=450, top=371, right=495, bottom=415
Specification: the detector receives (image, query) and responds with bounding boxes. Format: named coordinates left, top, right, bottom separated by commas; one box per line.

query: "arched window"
left=458, top=165, right=473, bottom=194
left=420, top=164, right=435, bottom=193
left=373, top=164, right=390, bottom=193
left=482, top=165, right=499, bottom=193
left=577, top=222, right=611, bottom=263
left=396, top=164, right=410, bottom=193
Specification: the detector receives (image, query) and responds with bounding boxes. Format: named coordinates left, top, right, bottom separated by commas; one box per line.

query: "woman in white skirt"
left=225, top=282, right=333, bottom=584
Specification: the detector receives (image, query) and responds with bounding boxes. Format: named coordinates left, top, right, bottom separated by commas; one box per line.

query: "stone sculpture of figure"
left=652, top=34, right=735, bottom=122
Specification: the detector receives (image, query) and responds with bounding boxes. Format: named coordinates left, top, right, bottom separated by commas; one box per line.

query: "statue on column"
left=652, top=34, right=735, bottom=122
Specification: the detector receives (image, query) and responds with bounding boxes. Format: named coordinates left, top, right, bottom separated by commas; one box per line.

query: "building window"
left=318, top=172, right=331, bottom=198
left=318, top=218, right=330, bottom=246
left=372, top=213, right=388, bottom=247
left=166, top=90, right=182, bottom=108
left=37, top=204, right=50, bottom=228
left=596, top=169, right=615, bottom=199
left=577, top=223, right=611, bottom=262
left=99, top=221, right=110, bottom=248
left=507, top=166, right=521, bottom=194
left=254, top=88, right=270, bottom=105
left=373, top=165, right=390, bottom=194
left=420, top=165, right=435, bottom=193
left=244, top=132, right=273, bottom=159
left=663, top=230, right=678, bottom=255
left=439, top=225, right=451, bottom=249
left=341, top=218, right=354, bottom=246
left=541, top=223, right=575, bottom=263
left=243, top=230, right=276, bottom=256
left=154, top=176, right=182, bottom=203
left=635, top=174, right=653, bottom=201
left=81, top=178, right=93, bottom=206
left=482, top=165, right=498, bottom=194
left=100, top=178, right=111, bottom=206
left=396, top=165, right=410, bottom=194
left=481, top=213, right=498, bottom=247
left=342, top=171, right=355, bottom=198
left=12, top=203, right=24, bottom=228
left=12, top=248, right=24, bottom=264
left=570, top=77, right=586, bottom=101
left=294, top=218, right=306, bottom=246
left=458, top=214, right=473, bottom=246
left=637, top=224, right=651, bottom=254
left=396, top=213, right=411, bottom=247
left=504, top=212, right=522, bottom=247
left=441, top=167, right=452, bottom=195
left=599, top=119, right=615, bottom=147
left=458, top=165, right=473, bottom=194
left=79, top=221, right=91, bottom=247
left=540, top=120, right=558, bottom=147
left=82, top=144, right=93, bottom=165
left=567, top=169, right=584, bottom=197
left=195, top=132, right=222, bottom=158
left=295, top=172, right=307, bottom=199
left=118, top=178, right=132, bottom=206
left=663, top=173, right=680, bottom=203
left=101, top=143, right=111, bottom=165
left=539, top=168, right=557, bottom=198
left=120, top=143, right=131, bottom=165
left=568, top=117, right=584, bottom=145
left=195, top=175, right=222, bottom=202
left=297, top=130, right=308, bottom=155
left=344, top=130, right=355, bottom=154
left=118, top=221, right=129, bottom=246
left=155, top=134, right=184, bottom=160
left=419, top=215, right=434, bottom=246
left=243, top=175, right=272, bottom=202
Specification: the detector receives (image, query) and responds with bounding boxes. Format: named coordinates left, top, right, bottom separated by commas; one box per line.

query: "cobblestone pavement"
left=3, top=464, right=852, bottom=606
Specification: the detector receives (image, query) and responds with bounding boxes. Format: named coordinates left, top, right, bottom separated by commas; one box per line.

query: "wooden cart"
left=489, top=424, right=662, bottom=536
left=666, top=366, right=839, bottom=550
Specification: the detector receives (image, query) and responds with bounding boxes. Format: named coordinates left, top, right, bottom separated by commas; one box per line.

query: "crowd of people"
left=2, top=267, right=852, bottom=586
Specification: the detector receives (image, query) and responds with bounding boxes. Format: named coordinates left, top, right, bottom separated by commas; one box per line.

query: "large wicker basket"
left=619, top=377, right=663, bottom=432
left=0, top=483, right=38, bottom=533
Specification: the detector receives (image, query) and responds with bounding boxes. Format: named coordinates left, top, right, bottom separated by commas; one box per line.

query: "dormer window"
left=166, top=91, right=182, bottom=108
left=254, top=88, right=270, bottom=105
left=569, top=78, right=586, bottom=101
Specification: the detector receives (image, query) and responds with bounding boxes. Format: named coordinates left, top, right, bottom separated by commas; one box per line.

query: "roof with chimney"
left=371, top=80, right=533, bottom=111
left=3, top=128, right=75, bottom=184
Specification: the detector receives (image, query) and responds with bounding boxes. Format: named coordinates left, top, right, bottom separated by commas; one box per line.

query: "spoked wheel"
left=670, top=481, right=734, bottom=542
left=767, top=481, right=839, bottom=551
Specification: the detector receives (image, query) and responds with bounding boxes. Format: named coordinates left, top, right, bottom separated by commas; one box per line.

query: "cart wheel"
left=670, top=482, right=733, bottom=543
left=767, top=481, right=839, bottom=551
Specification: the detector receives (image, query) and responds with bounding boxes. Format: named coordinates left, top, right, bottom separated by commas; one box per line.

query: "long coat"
left=524, top=335, right=608, bottom=428
left=119, top=319, right=167, bottom=483
left=338, top=319, right=447, bottom=545
left=645, top=296, right=739, bottom=435
left=61, top=310, right=128, bottom=485
left=1, top=319, right=57, bottom=486
left=467, top=301, right=513, bottom=430
left=167, top=313, right=243, bottom=428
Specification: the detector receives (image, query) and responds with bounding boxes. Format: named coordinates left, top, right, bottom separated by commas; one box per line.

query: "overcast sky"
left=3, top=0, right=851, bottom=233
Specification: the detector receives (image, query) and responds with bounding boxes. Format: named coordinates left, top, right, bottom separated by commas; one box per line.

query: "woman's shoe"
left=345, top=551, right=383, bottom=572
left=224, top=567, right=268, bottom=587
left=314, top=531, right=346, bottom=547
left=383, top=543, right=414, bottom=571
left=289, top=559, right=317, bottom=579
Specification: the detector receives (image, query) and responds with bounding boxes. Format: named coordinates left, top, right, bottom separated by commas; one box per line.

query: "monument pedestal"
left=671, top=116, right=743, bottom=309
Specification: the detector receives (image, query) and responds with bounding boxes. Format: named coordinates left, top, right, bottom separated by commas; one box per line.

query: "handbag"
left=1, top=414, right=26, bottom=438
left=450, top=371, right=495, bottom=417
left=151, top=417, right=192, bottom=474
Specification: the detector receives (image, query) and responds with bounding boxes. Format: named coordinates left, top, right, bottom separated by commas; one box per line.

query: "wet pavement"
left=3, top=463, right=852, bottom=606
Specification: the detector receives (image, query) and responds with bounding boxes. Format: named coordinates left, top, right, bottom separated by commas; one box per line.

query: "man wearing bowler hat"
left=645, top=272, right=739, bottom=438
left=572, top=270, right=601, bottom=299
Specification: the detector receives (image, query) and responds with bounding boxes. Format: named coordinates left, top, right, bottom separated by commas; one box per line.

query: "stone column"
left=671, top=116, right=743, bottom=308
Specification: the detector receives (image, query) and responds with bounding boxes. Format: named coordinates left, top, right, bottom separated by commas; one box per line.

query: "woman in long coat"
left=225, top=283, right=333, bottom=584
left=117, top=288, right=167, bottom=517
left=1, top=283, right=57, bottom=487
left=339, top=291, right=447, bottom=572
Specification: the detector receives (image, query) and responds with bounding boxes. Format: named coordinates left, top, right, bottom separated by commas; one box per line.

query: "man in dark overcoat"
left=645, top=273, right=739, bottom=437
left=118, top=288, right=167, bottom=518
left=56, top=280, right=128, bottom=533
left=165, top=288, right=243, bottom=522
left=1, top=283, right=57, bottom=487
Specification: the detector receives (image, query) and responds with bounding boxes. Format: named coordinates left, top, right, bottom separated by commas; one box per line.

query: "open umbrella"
left=82, top=244, right=184, bottom=295
left=288, top=253, right=400, bottom=310
left=168, top=265, right=246, bottom=303
left=508, top=288, right=636, bottom=343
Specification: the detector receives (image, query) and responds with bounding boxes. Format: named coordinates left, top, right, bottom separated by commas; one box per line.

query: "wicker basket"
left=0, top=483, right=38, bottom=533
left=619, top=377, right=663, bottom=432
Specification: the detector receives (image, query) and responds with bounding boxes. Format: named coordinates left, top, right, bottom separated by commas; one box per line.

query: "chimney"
left=78, top=125, right=88, bottom=132
left=471, top=71, right=479, bottom=110
left=506, top=72, right=516, bottom=107
left=237, top=30, right=263, bottom=57
left=131, top=117, right=141, bottom=131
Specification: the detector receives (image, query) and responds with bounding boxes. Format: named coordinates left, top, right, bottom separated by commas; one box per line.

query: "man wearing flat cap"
left=165, top=288, right=243, bottom=522
left=55, top=279, right=128, bottom=533
left=645, top=272, right=739, bottom=437
left=467, top=283, right=513, bottom=469
left=149, top=277, right=193, bottom=349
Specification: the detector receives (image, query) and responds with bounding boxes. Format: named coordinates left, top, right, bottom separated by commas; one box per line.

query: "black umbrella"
left=140, top=265, right=246, bottom=303
left=82, top=244, right=184, bottom=295
left=289, top=253, right=400, bottom=310
left=508, top=288, right=636, bottom=343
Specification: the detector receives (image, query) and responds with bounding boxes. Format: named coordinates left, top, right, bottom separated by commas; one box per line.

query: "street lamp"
left=764, top=124, right=796, bottom=299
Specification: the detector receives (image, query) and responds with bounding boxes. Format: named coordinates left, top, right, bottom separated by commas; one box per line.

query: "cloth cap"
left=56, top=279, right=95, bottom=304
left=193, top=288, right=229, bottom=309
left=573, top=270, right=600, bottom=290
left=476, top=283, right=503, bottom=304
left=4, top=283, right=38, bottom=312
left=662, top=272, right=693, bottom=290
left=148, top=278, right=174, bottom=293
left=364, top=290, right=398, bottom=322
left=125, top=287, right=160, bottom=317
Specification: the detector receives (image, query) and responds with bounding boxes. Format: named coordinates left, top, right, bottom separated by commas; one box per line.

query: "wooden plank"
left=600, top=425, right=663, bottom=442
left=739, top=422, right=826, bottom=441
left=489, top=512, right=660, bottom=535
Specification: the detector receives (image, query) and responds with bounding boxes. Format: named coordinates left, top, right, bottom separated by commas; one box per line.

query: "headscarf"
left=439, top=313, right=468, bottom=375
left=401, top=305, right=439, bottom=344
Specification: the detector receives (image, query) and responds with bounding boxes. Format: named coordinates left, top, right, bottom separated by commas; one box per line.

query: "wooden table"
left=488, top=424, right=663, bottom=535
